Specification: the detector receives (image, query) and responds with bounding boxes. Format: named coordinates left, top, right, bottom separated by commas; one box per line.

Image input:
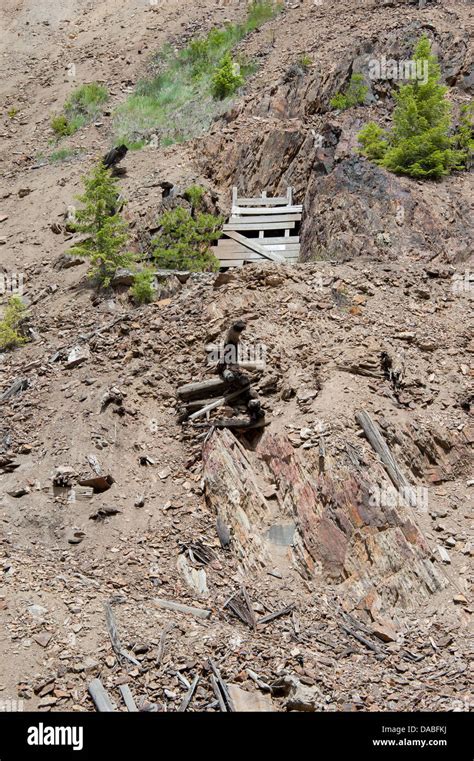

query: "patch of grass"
left=49, top=147, right=85, bottom=163
left=51, top=83, right=108, bottom=137
left=330, top=73, right=368, bottom=111
left=0, top=296, right=28, bottom=352
left=7, top=107, right=19, bottom=119
left=113, top=1, right=282, bottom=147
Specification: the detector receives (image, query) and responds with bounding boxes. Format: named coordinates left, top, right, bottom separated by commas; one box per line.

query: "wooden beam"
left=224, top=221, right=296, bottom=231
left=229, top=213, right=301, bottom=225
left=233, top=196, right=289, bottom=206
left=231, top=205, right=302, bottom=216
left=355, top=410, right=417, bottom=507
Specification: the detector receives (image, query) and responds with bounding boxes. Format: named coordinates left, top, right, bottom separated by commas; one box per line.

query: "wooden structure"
left=213, top=187, right=302, bottom=268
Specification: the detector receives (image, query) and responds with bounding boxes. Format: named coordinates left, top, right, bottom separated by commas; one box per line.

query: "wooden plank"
left=88, top=679, right=115, bottom=712
left=224, top=230, right=285, bottom=263
left=217, top=241, right=300, bottom=252
left=252, top=236, right=300, bottom=244
left=229, top=213, right=301, bottom=225
left=234, top=197, right=289, bottom=206
left=224, top=221, right=296, bottom=231
left=178, top=675, right=199, bottom=712
left=216, top=249, right=299, bottom=261
left=232, top=205, right=302, bottom=216
left=355, top=410, right=417, bottom=506
left=119, top=684, right=138, bottom=712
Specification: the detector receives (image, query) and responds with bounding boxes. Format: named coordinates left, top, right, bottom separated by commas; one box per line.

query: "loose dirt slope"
left=0, top=0, right=472, bottom=712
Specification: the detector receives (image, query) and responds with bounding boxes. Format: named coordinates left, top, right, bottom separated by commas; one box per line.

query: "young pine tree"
left=358, top=35, right=466, bottom=179
left=152, top=207, right=221, bottom=272
left=71, top=163, right=135, bottom=287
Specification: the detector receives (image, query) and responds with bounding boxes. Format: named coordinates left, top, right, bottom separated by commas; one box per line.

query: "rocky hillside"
left=0, top=0, right=472, bottom=713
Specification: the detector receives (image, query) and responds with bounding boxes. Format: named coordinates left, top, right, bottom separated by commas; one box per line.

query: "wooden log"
left=355, top=410, right=417, bottom=506
left=88, top=678, right=115, bottom=712
left=177, top=378, right=228, bottom=402
left=154, top=598, right=211, bottom=619
left=119, top=684, right=138, bottom=712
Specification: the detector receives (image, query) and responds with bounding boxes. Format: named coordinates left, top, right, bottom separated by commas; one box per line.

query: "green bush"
left=52, top=83, right=108, bottom=137
left=130, top=269, right=156, bottom=304
left=211, top=53, right=244, bottom=99
left=330, top=73, right=368, bottom=111
left=70, top=163, right=134, bottom=288
left=0, top=296, right=28, bottom=351
left=152, top=207, right=222, bottom=272
left=113, top=1, right=281, bottom=147
left=358, top=36, right=468, bottom=179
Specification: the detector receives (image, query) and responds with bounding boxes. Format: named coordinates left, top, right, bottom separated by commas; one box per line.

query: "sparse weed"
left=51, top=83, right=108, bottom=137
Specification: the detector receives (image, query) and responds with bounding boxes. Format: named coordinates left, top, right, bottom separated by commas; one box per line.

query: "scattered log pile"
left=176, top=320, right=266, bottom=430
